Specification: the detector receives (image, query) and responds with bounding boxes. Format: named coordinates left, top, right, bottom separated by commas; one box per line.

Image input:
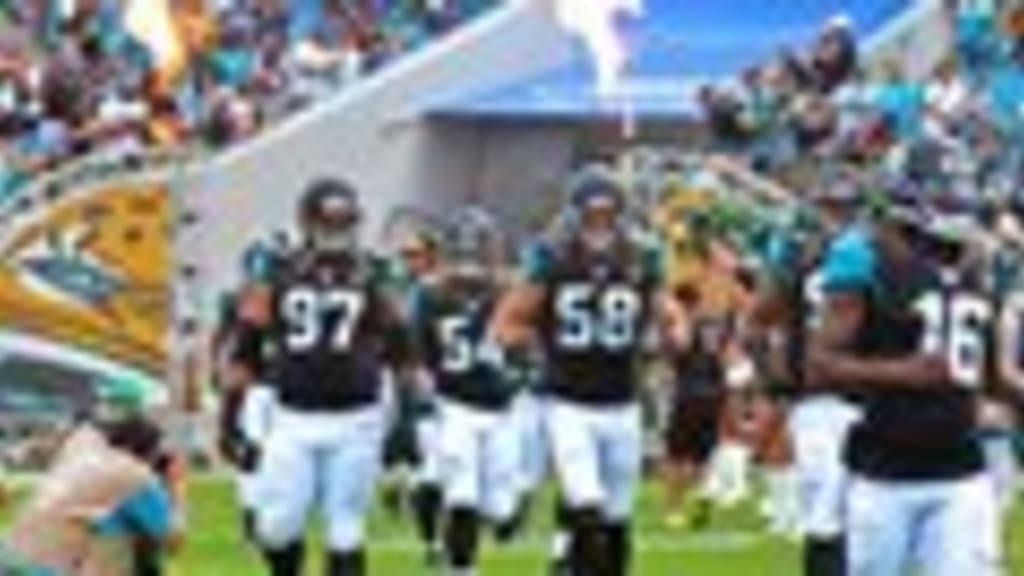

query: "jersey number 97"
left=282, top=287, right=366, bottom=352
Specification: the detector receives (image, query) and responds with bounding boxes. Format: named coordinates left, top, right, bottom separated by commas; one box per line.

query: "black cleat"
left=424, top=543, right=444, bottom=569
left=548, top=558, right=572, bottom=576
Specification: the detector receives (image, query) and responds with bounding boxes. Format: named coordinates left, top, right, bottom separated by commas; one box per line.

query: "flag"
left=123, top=0, right=186, bottom=81
left=553, top=0, right=644, bottom=97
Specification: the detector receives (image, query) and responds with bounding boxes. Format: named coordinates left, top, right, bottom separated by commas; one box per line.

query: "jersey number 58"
left=556, top=284, right=642, bottom=351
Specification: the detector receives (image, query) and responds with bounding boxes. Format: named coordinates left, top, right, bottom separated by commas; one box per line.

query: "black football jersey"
left=412, top=281, right=511, bottom=411
left=674, top=315, right=730, bottom=399
left=525, top=236, right=663, bottom=405
left=265, top=249, right=407, bottom=412
left=846, top=258, right=990, bottom=480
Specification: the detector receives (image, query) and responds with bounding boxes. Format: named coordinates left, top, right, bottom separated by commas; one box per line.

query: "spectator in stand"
left=948, top=0, right=1004, bottom=79
left=0, top=0, right=495, bottom=196
left=810, top=15, right=858, bottom=94
left=790, top=92, right=839, bottom=154
left=700, top=84, right=756, bottom=152
left=871, top=59, right=927, bottom=143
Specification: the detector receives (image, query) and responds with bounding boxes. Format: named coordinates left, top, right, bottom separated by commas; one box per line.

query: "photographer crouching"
left=1, top=376, right=185, bottom=576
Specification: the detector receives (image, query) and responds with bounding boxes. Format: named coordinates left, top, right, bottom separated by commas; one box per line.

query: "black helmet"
left=444, top=206, right=504, bottom=283
left=564, top=165, right=628, bottom=253
left=299, top=177, right=361, bottom=253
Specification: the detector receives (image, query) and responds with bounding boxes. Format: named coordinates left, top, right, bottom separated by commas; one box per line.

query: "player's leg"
left=412, top=410, right=444, bottom=564
left=917, top=475, right=1001, bottom=576
left=237, top=385, right=277, bottom=544
left=846, top=477, right=913, bottom=576
left=516, top=392, right=550, bottom=507
left=981, top=426, right=1019, bottom=515
left=661, top=398, right=691, bottom=528
left=256, top=416, right=318, bottom=576
left=439, top=402, right=486, bottom=574
left=790, top=398, right=860, bottom=576
left=754, top=395, right=798, bottom=537
left=546, top=400, right=606, bottom=576
left=549, top=493, right=575, bottom=576
left=323, top=407, right=386, bottom=576
left=379, top=380, right=417, bottom=518
left=597, top=403, right=644, bottom=576
left=483, top=406, right=527, bottom=543
left=705, top=391, right=754, bottom=507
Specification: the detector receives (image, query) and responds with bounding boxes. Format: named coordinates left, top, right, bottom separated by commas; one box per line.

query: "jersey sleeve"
left=405, top=284, right=433, bottom=354
left=641, top=239, right=668, bottom=286
left=519, top=241, right=554, bottom=284
left=94, top=481, right=175, bottom=539
left=229, top=321, right=266, bottom=374
left=820, top=227, right=878, bottom=295
left=372, top=282, right=417, bottom=368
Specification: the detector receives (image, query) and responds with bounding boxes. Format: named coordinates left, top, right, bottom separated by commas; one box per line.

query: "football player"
left=231, top=178, right=414, bottom=576
left=492, top=166, right=689, bottom=576
left=810, top=199, right=1001, bottom=576
left=411, top=207, right=523, bottom=575
left=388, top=229, right=446, bottom=564
left=789, top=180, right=867, bottom=576
left=745, top=179, right=865, bottom=567
left=217, top=238, right=286, bottom=546
left=983, top=208, right=1024, bottom=515
left=662, top=284, right=730, bottom=530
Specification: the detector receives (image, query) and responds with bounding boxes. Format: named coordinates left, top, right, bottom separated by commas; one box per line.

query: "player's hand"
left=908, top=354, right=952, bottom=387
left=236, top=441, right=262, bottom=474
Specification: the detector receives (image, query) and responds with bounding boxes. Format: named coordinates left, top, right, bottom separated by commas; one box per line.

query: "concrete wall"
left=179, top=0, right=574, bottom=316
left=864, top=0, right=952, bottom=78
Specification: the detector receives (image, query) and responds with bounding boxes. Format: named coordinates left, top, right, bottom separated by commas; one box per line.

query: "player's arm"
left=646, top=238, right=691, bottom=351
left=998, top=291, right=1024, bottom=400
left=654, top=289, right=692, bottom=352
left=491, top=282, right=544, bottom=348
left=377, top=290, right=420, bottom=376
left=218, top=283, right=271, bottom=469
left=808, top=290, right=947, bottom=390
left=490, top=242, right=549, bottom=349
left=399, top=283, right=440, bottom=394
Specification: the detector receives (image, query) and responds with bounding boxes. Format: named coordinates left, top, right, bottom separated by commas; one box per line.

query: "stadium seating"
left=0, top=0, right=499, bottom=201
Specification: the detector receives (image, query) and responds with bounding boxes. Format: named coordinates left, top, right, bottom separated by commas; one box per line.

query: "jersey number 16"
left=914, top=291, right=991, bottom=389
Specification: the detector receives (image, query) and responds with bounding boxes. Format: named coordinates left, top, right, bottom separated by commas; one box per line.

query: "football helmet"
left=443, top=206, right=504, bottom=287
left=299, top=177, right=362, bottom=254
left=564, top=164, right=629, bottom=254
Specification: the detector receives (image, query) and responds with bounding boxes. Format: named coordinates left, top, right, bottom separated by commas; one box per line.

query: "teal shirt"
left=873, top=83, right=925, bottom=141
left=93, top=481, right=174, bottom=539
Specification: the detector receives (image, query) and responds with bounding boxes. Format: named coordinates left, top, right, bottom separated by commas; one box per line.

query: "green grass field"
left=4, top=475, right=1024, bottom=575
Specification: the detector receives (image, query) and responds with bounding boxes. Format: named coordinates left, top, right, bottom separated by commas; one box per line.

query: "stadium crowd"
left=695, top=0, right=1024, bottom=208
left=0, top=0, right=495, bottom=200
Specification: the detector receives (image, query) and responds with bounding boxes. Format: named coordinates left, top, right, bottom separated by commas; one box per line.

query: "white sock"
left=765, top=466, right=799, bottom=535
left=718, top=442, right=752, bottom=506
left=551, top=530, right=570, bottom=559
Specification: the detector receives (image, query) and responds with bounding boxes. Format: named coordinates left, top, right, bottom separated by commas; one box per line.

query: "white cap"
left=827, top=13, right=853, bottom=31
